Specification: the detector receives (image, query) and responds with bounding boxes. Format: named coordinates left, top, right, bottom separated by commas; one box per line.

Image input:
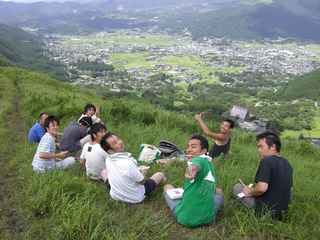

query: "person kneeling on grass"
left=233, top=131, right=293, bottom=220
left=100, top=133, right=166, bottom=204
left=32, top=115, right=75, bottom=173
left=80, top=123, right=108, bottom=181
left=163, top=134, right=224, bottom=228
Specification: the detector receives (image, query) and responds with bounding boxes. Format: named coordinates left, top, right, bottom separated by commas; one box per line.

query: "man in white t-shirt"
left=80, top=123, right=108, bottom=181
left=100, top=133, right=166, bottom=204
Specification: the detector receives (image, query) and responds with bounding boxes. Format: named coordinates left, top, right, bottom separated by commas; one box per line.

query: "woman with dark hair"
left=32, top=116, right=75, bottom=173
left=78, top=103, right=102, bottom=124
left=80, top=123, right=108, bottom=181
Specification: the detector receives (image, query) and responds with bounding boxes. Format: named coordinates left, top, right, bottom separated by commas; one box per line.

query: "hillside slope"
left=160, top=0, right=320, bottom=41
left=0, top=66, right=319, bottom=239
left=0, top=23, right=66, bottom=79
left=281, top=70, right=320, bottom=101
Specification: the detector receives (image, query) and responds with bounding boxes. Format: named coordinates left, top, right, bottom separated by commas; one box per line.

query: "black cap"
left=79, top=116, right=93, bottom=127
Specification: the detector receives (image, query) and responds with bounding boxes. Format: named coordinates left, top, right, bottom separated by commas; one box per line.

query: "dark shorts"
left=144, top=179, right=157, bottom=196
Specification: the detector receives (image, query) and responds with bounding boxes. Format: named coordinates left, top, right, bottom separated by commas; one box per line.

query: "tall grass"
left=0, top=66, right=319, bottom=240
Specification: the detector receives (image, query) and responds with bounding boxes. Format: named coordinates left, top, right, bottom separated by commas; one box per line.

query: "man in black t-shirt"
left=233, top=132, right=293, bottom=220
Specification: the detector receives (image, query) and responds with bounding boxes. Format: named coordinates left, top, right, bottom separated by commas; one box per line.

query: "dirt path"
left=0, top=79, right=26, bottom=239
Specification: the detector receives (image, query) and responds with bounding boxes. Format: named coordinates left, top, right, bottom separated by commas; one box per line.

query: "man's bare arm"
left=195, top=114, right=227, bottom=141
left=243, top=182, right=268, bottom=197
left=39, top=151, right=68, bottom=160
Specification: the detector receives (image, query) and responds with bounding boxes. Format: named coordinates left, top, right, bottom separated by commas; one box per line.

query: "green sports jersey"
left=175, top=156, right=216, bottom=228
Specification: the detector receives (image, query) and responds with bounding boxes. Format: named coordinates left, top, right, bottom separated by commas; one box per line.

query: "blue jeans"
left=164, top=191, right=224, bottom=215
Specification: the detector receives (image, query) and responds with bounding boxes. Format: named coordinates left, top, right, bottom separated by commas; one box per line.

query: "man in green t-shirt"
left=163, top=134, right=224, bottom=228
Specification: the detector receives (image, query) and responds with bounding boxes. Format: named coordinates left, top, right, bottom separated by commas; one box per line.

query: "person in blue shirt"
left=28, top=112, right=48, bottom=144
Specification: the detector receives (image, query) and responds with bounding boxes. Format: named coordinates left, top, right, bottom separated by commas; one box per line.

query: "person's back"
left=28, top=113, right=48, bottom=144
left=255, top=155, right=293, bottom=219
left=106, top=152, right=145, bottom=203
left=28, top=122, right=45, bottom=144
left=81, top=142, right=108, bottom=180
left=60, top=121, right=87, bottom=152
left=175, top=156, right=216, bottom=227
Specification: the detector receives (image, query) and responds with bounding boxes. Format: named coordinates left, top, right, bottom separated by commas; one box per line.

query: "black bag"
left=158, top=140, right=183, bottom=158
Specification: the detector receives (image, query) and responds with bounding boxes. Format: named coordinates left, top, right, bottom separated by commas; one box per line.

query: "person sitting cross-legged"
left=163, top=134, right=224, bottom=228
left=233, top=131, right=293, bottom=220
left=100, top=133, right=166, bottom=204
left=32, top=115, right=75, bottom=173
left=80, top=123, right=108, bottom=181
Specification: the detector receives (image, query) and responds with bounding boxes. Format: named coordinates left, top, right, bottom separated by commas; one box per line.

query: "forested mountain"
left=0, top=23, right=66, bottom=79
left=159, top=0, right=320, bottom=41
left=0, top=0, right=319, bottom=41
left=281, top=70, right=320, bottom=101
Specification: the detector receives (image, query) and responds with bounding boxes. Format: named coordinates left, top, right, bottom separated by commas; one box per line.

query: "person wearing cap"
left=59, top=117, right=93, bottom=155
left=28, top=112, right=48, bottom=144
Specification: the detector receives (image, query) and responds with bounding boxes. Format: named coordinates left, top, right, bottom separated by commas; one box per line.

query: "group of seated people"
left=28, top=103, right=293, bottom=228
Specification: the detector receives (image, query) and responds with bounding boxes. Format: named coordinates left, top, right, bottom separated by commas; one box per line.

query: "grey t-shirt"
left=59, top=122, right=87, bottom=152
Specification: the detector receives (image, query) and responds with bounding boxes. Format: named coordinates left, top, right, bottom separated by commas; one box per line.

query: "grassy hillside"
left=281, top=70, right=320, bottom=101
left=0, top=66, right=319, bottom=239
left=0, top=23, right=66, bottom=79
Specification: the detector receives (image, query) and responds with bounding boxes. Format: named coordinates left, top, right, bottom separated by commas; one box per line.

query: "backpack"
left=158, top=140, right=183, bottom=159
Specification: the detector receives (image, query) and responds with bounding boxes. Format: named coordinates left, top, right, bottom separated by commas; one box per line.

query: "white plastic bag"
left=138, top=144, right=161, bottom=163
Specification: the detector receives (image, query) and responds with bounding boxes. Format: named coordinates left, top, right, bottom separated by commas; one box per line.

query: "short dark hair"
left=101, top=132, right=115, bottom=152
left=256, top=131, right=281, bottom=152
left=224, top=118, right=235, bottom=129
left=190, top=134, right=209, bottom=152
left=84, top=104, right=96, bottom=114
left=44, top=115, right=59, bottom=132
left=89, top=123, right=106, bottom=141
left=79, top=116, right=92, bottom=127
left=39, top=112, right=47, bottom=119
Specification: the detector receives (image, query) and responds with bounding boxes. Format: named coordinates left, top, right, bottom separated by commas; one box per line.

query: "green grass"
left=305, top=44, right=320, bottom=61
left=283, top=113, right=320, bottom=138
left=1, top=66, right=320, bottom=239
left=161, top=55, right=242, bottom=83
left=62, top=31, right=244, bottom=85
left=111, top=52, right=155, bottom=69
left=64, top=32, right=177, bottom=48
left=110, top=53, right=242, bottom=84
